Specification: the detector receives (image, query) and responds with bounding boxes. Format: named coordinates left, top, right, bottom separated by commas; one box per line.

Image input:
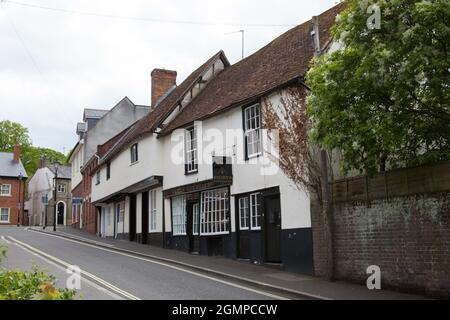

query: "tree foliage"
left=0, top=249, right=76, bottom=300
left=0, top=120, right=66, bottom=177
left=0, top=120, right=32, bottom=150
left=306, top=0, right=450, bottom=174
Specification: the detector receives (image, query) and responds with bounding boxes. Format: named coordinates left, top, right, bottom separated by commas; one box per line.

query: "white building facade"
left=90, top=6, right=342, bottom=274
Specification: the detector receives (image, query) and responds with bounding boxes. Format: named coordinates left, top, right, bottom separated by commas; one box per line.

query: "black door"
left=57, top=202, right=64, bottom=225
left=129, top=195, right=137, bottom=242
left=187, top=202, right=200, bottom=254
left=264, top=196, right=282, bottom=263
left=141, top=192, right=149, bottom=244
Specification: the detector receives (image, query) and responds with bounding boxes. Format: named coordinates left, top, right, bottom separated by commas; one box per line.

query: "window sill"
left=185, top=170, right=198, bottom=176
left=130, top=161, right=139, bottom=167
left=200, top=232, right=230, bottom=236
left=0, top=221, right=10, bottom=224
left=172, top=233, right=187, bottom=237
left=0, top=195, right=12, bottom=197
left=247, top=153, right=262, bottom=161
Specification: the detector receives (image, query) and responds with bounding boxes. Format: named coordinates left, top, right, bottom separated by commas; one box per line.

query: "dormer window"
left=130, top=143, right=139, bottom=164
left=243, top=103, right=262, bottom=159
left=185, top=127, right=198, bottom=174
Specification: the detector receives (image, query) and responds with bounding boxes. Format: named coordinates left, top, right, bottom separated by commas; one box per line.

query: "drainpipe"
left=162, top=194, right=166, bottom=248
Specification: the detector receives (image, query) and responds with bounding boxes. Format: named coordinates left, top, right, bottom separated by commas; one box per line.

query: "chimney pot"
left=13, top=144, right=20, bottom=163
left=151, top=69, right=177, bottom=107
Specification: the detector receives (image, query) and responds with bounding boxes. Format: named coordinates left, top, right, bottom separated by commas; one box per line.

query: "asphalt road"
left=0, top=227, right=289, bottom=300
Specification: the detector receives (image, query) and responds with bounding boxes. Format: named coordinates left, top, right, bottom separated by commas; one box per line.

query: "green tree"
left=23, top=147, right=67, bottom=177
left=0, top=120, right=66, bottom=176
left=306, top=0, right=450, bottom=174
left=0, top=120, right=32, bottom=150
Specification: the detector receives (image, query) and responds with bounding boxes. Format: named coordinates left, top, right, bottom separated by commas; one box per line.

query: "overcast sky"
left=0, top=0, right=338, bottom=154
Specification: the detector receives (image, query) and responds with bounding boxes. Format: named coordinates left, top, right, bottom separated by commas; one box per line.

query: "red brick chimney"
left=13, top=144, right=20, bottom=163
left=151, top=69, right=177, bottom=107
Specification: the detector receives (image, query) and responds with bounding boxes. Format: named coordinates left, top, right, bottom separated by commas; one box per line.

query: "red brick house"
left=0, top=145, right=28, bottom=226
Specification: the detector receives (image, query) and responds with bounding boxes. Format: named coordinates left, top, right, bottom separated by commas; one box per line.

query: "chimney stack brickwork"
left=151, top=69, right=177, bottom=107
left=13, top=144, right=20, bottom=163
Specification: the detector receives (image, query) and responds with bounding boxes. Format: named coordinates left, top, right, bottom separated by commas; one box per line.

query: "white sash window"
left=0, top=184, right=11, bottom=196
left=244, top=104, right=262, bottom=159
left=200, top=188, right=229, bottom=236
left=185, top=127, right=198, bottom=174
left=238, top=197, right=250, bottom=230
left=0, top=208, right=10, bottom=223
left=172, top=196, right=187, bottom=236
left=149, top=190, right=157, bottom=232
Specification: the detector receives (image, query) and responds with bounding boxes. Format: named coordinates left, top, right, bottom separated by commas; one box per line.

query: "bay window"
left=200, top=188, right=229, bottom=235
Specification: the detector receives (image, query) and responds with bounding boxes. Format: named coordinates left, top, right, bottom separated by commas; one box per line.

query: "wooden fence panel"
left=331, top=162, right=450, bottom=204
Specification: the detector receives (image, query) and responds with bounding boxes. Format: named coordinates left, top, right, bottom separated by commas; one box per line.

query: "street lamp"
left=17, top=172, right=23, bottom=227
left=53, top=162, right=59, bottom=232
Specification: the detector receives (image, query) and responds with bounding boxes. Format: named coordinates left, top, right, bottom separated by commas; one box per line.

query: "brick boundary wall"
left=312, top=163, right=450, bottom=299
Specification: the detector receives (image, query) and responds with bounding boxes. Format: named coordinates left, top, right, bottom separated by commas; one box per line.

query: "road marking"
left=25, top=228, right=116, bottom=248
left=7, top=236, right=141, bottom=300
left=1, top=235, right=11, bottom=244
left=28, top=231, right=290, bottom=300
left=6, top=238, right=123, bottom=300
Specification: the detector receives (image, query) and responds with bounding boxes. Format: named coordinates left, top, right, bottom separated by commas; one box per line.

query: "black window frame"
left=130, top=143, right=139, bottom=164
left=184, top=126, right=198, bottom=175
left=106, top=162, right=111, bottom=180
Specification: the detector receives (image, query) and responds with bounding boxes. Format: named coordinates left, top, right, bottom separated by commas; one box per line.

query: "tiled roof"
left=48, top=165, right=72, bottom=179
left=0, top=152, right=28, bottom=178
left=160, top=3, right=345, bottom=135
left=100, top=50, right=229, bottom=163
left=97, top=125, right=132, bottom=158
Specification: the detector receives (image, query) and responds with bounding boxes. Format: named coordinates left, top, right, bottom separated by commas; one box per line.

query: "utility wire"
left=1, top=1, right=43, bottom=76
left=3, top=0, right=297, bottom=28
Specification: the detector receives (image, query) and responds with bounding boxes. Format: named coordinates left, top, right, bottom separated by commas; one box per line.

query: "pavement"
left=16, top=226, right=430, bottom=300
